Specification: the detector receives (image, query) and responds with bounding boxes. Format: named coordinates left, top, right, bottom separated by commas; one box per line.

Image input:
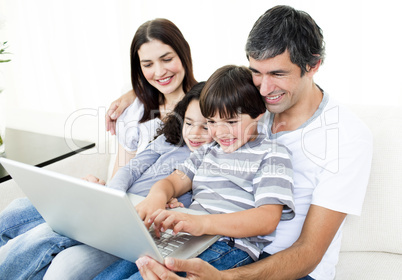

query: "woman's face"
left=182, top=100, right=213, bottom=152
left=138, top=39, right=185, bottom=97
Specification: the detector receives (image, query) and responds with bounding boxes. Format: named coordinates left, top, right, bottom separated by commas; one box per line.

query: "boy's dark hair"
left=246, top=5, right=325, bottom=76
left=155, top=82, right=205, bottom=146
left=200, top=65, right=265, bottom=120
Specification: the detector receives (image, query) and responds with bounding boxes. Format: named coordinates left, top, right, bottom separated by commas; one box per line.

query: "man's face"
left=248, top=50, right=312, bottom=115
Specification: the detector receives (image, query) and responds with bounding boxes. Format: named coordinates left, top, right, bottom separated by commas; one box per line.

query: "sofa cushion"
left=340, top=105, right=402, bottom=254
left=335, top=251, right=402, bottom=279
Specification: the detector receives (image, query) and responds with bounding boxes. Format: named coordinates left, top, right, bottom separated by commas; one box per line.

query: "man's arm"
left=106, top=89, right=136, bottom=135
left=221, top=205, right=346, bottom=279
left=137, top=205, right=346, bottom=280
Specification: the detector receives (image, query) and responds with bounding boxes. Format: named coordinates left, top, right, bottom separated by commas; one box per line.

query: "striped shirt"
left=178, top=134, right=295, bottom=260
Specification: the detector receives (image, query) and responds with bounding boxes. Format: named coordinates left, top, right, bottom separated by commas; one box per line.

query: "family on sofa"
left=0, top=5, right=372, bottom=280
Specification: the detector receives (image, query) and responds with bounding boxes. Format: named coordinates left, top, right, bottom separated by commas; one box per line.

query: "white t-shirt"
left=259, top=92, right=373, bottom=280
left=116, top=98, right=163, bottom=154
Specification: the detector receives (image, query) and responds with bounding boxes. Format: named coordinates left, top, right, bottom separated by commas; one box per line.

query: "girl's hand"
left=82, top=174, right=106, bottom=185
left=149, top=209, right=206, bottom=237
left=166, top=198, right=184, bottom=209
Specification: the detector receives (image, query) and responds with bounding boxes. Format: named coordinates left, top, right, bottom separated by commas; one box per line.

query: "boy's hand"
left=149, top=209, right=206, bottom=237
left=135, top=197, right=166, bottom=229
left=82, top=174, right=106, bottom=185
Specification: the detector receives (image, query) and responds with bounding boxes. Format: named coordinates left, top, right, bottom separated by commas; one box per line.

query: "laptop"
left=0, top=157, right=220, bottom=263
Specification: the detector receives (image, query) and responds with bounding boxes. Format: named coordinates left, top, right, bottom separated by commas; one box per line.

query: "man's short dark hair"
left=246, top=5, right=325, bottom=76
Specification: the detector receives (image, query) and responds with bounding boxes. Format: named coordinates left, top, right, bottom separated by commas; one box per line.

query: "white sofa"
left=0, top=104, right=401, bottom=279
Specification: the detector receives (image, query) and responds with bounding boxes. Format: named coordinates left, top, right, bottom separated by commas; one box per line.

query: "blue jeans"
left=0, top=222, right=81, bottom=279
left=44, top=244, right=120, bottom=280
left=94, top=241, right=254, bottom=280
left=0, top=197, right=45, bottom=247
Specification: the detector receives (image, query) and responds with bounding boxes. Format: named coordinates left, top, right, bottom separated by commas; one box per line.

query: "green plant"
left=0, top=41, right=11, bottom=63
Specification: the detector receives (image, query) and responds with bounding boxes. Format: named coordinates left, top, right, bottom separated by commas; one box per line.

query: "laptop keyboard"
left=150, top=229, right=192, bottom=257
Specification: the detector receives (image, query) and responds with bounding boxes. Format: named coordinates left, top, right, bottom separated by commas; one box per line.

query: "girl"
left=0, top=83, right=212, bottom=279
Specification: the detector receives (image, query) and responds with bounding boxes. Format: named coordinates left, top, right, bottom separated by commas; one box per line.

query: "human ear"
left=306, top=58, right=322, bottom=77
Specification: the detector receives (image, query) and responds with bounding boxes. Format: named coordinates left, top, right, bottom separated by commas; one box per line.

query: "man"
left=133, top=5, right=373, bottom=280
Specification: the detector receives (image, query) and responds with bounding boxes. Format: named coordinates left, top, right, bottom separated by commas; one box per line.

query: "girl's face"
left=138, top=39, right=186, bottom=97
left=182, top=100, right=213, bottom=152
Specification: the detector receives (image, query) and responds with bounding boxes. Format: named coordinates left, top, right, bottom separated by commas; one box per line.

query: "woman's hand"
left=106, top=90, right=136, bottom=135
left=81, top=174, right=106, bottom=185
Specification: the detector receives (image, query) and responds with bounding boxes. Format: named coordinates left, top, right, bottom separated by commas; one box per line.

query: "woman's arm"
left=106, top=89, right=136, bottom=135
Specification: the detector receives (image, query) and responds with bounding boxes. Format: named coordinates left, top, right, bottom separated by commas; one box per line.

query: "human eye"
left=141, top=63, right=152, bottom=68
left=207, top=120, right=216, bottom=125
left=227, top=120, right=238, bottom=125
left=163, top=57, right=173, bottom=63
left=249, top=68, right=261, bottom=76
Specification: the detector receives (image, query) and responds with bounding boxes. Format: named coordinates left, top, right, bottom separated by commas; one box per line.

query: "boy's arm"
left=136, top=169, right=192, bottom=227
left=151, top=204, right=282, bottom=237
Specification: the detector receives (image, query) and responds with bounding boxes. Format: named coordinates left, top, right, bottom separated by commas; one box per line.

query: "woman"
left=111, top=17, right=197, bottom=176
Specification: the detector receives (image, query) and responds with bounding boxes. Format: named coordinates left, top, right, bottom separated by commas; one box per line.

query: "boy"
left=136, top=65, right=295, bottom=271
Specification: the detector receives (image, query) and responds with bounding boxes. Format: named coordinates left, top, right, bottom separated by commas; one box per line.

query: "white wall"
left=0, top=0, right=401, bottom=146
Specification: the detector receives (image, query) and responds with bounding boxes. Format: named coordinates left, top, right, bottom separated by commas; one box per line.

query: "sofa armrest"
left=0, top=147, right=112, bottom=212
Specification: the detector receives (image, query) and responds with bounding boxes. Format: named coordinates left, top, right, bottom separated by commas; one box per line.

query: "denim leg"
left=197, top=241, right=254, bottom=270
left=93, top=259, right=138, bottom=280
left=0, top=223, right=81, bottom=280
left=44, top=244, right=120, bottom=280
left=298, top=275, right=314, bottom=280
left=0, top=197, right=45, bottom=247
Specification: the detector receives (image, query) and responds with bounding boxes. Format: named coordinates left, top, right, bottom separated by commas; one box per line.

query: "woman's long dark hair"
left=130, top=18, right=197, bottom=123
left=156, top=82, right=205, bottom=146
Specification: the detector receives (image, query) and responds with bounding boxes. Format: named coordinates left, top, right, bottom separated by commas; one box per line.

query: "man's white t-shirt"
left=259, top=91, right=373, bottom=280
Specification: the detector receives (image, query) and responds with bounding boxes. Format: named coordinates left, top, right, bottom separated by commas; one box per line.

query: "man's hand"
left=81, top=174, right=106, bottom=185
left=136, top=256, right=223, bottom=280
left=106, top=90, right=136, bottom=135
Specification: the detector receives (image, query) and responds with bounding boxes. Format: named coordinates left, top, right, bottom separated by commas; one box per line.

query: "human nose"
left=190, top=125, right=205, bottom=138
left=154, top=62, right=166, bottom=77
left=215, top=123, right=230, bottom=136
left=259, top=75, right=275, bottom=96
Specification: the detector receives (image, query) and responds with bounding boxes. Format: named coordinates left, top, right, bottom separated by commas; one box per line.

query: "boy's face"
left=207, top=113, right=261, bottom=153
left=182, top=100, right=213, bottom=152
